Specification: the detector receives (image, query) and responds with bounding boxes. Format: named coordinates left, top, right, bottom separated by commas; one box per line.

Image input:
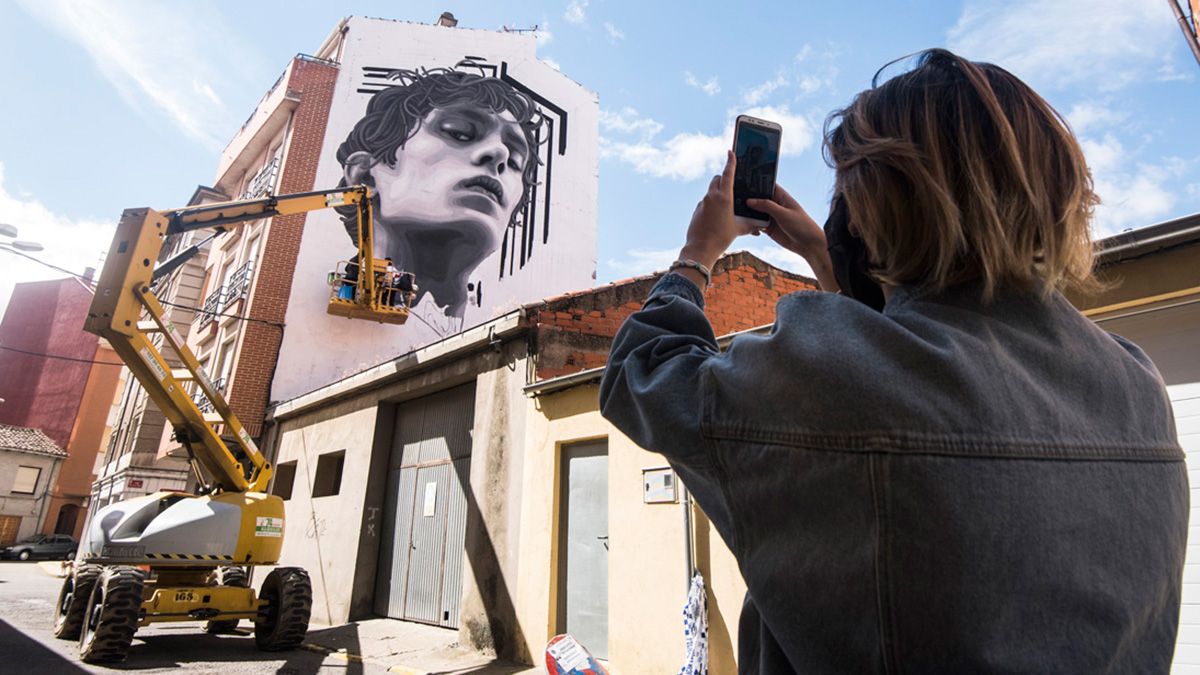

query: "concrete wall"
left=271, top=394, right=380, bottom=625
left=270, top=335, right=530, bottom=642
left=517, top=384, right=746, bottom=672
left=457, top=341, right=530, bottom=660
left=0, top=451, right=61, bottom=542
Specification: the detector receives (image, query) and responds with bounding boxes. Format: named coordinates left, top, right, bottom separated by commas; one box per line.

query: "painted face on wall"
left=368, top=105, right=529, bottom=255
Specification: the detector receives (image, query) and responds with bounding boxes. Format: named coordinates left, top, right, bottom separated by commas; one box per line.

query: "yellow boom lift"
left=53, top=186, right=404, bottom=663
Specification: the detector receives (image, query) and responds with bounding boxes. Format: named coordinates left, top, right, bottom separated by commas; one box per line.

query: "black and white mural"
left=274, top=19, right=597, bottom=401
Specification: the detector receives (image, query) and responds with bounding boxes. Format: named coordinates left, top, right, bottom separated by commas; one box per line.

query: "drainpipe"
left=682, top=483, right=695, bottom=588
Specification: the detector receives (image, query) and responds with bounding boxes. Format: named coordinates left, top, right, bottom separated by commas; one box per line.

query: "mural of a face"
left=337, top=68, right=543, bottom=320
left=366, top=106, right=528, bottom=257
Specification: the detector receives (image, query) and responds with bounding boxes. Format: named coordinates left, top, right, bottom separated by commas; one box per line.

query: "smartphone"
left=732, top=115, right=783, bottom=226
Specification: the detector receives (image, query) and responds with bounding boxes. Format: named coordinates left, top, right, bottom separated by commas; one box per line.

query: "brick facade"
left=228, top=58, right=338, bottom=438
left=527, top=251, right=817, bottom=380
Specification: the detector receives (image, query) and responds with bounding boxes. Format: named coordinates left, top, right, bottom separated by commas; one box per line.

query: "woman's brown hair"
left=824, top=48, right=1099, bottom=300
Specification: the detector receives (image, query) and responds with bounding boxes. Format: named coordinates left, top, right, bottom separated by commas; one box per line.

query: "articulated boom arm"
left=84, top=187, right=372, bottom=494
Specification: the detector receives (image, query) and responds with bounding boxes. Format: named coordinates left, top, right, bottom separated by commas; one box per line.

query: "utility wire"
left=157, top=297, right=285, bottom=329
left=0, top=343, right=124, bottom=367
left=2, top=245, right=284, bottom=328
left=0, top=246, right=96, bottom=287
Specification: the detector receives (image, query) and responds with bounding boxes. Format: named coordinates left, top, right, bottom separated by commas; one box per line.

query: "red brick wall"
left=228, top=58, right=338, bottom=438
left=0, top=279, right=99, bottom=448
left=530, top=252, right=816, bottom=380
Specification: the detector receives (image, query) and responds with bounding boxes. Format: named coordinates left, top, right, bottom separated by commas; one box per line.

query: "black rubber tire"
left=52, top=564, right=101, bottom=640
left=254, top=567, right=311, bottom=651
left=65, top=550, right=76, bottom=561
left=205, top=566, right=249, bottom=634
left=79, top=566, right=145, bottom=663
left=17, top=550, right=31, bottom=561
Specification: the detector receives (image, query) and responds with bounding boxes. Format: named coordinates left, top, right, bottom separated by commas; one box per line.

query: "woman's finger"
left=720, top=150, right=736, bottom=194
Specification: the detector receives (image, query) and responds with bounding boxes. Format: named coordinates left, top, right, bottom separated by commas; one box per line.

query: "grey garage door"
left=375, top=383, right=475, bottom=628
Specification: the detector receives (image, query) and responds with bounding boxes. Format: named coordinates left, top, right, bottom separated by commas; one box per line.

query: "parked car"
left=0, top=534, right=77, bottom=561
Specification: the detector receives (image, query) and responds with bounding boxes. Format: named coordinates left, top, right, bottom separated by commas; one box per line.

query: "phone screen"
left=733, top=121, right=781, bottom=221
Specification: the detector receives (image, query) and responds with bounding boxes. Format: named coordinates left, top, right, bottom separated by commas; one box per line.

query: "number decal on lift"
left=174, top=590, right=196, bottom=603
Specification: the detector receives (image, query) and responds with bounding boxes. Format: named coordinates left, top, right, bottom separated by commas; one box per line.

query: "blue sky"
left=0, top=0, right=1197, bottom=317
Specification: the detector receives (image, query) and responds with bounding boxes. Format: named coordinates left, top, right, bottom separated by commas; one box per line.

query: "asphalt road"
left=0, top=561, right=391, bottom=675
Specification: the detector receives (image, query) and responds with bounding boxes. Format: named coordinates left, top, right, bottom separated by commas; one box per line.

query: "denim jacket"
left=599, top=272, right=1187, bottom=674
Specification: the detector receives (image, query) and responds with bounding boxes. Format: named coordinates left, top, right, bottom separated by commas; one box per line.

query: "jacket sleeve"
left=599, top=272, right=736, bottom=544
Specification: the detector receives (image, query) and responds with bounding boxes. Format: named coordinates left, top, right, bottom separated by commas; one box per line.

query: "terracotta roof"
left=0, top=424, right=67, bottom=458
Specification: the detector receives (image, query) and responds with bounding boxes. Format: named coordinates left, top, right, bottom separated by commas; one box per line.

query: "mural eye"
left=439, top=119, right=476, bottom=142
left=508, top=157, right=524, bottom=172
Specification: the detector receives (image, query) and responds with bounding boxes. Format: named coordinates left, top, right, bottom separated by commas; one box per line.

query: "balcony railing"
left=193, top=377, right=227, bottom=415
left=196, top=260, right=254, bottom=329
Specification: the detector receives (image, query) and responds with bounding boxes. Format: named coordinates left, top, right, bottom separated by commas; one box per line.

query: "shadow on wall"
left=692, top=506, right=737, bottom=674
left=458, top=352, right=530, bottom=662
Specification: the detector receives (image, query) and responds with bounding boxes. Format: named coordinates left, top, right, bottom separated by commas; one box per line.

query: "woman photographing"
left=600, top=49, right=1186, bottom=673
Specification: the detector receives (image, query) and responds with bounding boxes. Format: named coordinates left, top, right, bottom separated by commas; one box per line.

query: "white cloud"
left=1066, top=102, right=1128, bottom=135
left=744, top=74, right=787, bottom=106
left=564, top=0, right=588, bottom=25
left=599, top=107, right=664, bottom=140
left=731, top=246, right=815, bottom=279
left=685, top=71, right=721, bottom=96
left=15, top=0, right=258, bottom=151
left=1076, top=134, right=1193, bottom=236
left=536, top=20, right=554, bottom=46
left=1080, top=134, right=1125, bottom=174
left=604, top=22, right=625, bottom=42
left=600, top=105, right=816, bottom=181
left=0, top=163, right=115, bottom=319
left=947, top=0, right=1184, bottom=91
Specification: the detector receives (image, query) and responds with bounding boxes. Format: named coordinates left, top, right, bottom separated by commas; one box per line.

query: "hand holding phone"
left=732, top=115, right=782, bottom=227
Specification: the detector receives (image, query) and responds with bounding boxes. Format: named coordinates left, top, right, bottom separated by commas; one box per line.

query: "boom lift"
left=54, top=186, right=403, bottom=663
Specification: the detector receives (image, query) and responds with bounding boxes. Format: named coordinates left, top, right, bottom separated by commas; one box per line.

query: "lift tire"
left=52, top=563, right=102, bottom=640
left=79, top=566, right=145, bottom=663
left=205, top=566, right=249, bottom=634
left=254, top=567, right=312, bottom=651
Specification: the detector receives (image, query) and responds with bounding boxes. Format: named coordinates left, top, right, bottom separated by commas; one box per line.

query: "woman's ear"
left=342, top=151, right=377, bottom=187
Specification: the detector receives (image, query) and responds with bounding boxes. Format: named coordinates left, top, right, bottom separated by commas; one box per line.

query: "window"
left=12, top=466, right=41, bottom=495
left=311, top=451, right=345, bottom=498
left=272, top=461, right=298, bottom=501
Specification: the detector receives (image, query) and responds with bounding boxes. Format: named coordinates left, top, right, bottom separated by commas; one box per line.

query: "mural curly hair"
left=335, top=67, right=547, bottom=243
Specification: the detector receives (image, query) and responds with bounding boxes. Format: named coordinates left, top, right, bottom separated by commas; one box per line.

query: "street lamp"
left=0, top=222, right=44, bottom=253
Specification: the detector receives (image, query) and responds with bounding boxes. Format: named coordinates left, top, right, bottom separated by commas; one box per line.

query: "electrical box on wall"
left=643, top=467, right=678, bottom=504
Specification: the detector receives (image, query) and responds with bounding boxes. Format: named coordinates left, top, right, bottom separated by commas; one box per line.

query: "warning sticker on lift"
left=139, top=347, right=167, bottom=383
left=255, top=516, right=283, bottom=538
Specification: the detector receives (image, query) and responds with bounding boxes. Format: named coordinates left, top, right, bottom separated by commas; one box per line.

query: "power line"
left=157, top=298, right=285, bottom=329
left=2, top=246, right=284, bottom=328
left=0, top=343, right=124, bottom=367
left=0, top=246, right=96, bottom=287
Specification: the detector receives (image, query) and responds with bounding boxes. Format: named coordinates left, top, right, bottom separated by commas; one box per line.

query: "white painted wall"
left=274, top=17, right=598, bottom=402
left=1095, top=303, right=1200, bottom=672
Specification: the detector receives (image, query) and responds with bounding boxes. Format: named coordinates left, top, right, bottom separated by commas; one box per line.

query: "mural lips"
left=457, top=175, right=506, bottom=209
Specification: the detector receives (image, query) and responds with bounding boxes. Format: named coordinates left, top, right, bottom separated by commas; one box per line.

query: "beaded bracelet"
left=668, top=258, right=712, bottom=288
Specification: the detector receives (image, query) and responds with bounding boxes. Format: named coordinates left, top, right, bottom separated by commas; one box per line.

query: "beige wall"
left=272, top=396, right=380, bottom=625
left=519, top=384, right=746, bottom=673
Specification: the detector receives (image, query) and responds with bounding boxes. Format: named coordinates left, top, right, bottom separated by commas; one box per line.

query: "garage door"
left=374, top=383, right=475, bottom=628
left=1097, top=303, right=1200, bottom=671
